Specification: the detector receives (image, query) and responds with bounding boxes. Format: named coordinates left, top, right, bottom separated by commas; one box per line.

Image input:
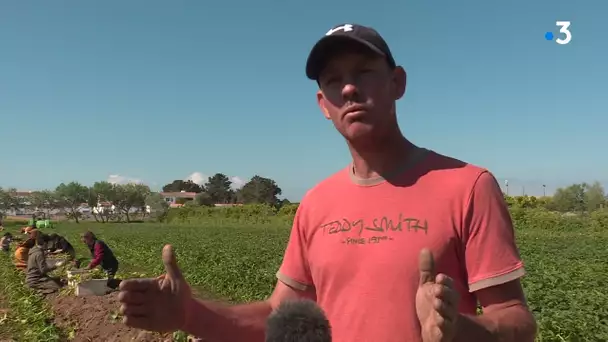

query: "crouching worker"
left=26, top=234, right=66, bottom=294
left=1, top=232, right=13, bottom=252
left=14, top=238, right=35, bottom=270
left=46, top=233, right=76, bottom=262
left=81, top=231, right=120, bottom=289
left=26, top=228, right=40, bottom=240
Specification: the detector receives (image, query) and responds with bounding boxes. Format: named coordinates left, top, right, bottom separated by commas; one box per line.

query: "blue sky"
left=0, top=1, right=605, bottom=200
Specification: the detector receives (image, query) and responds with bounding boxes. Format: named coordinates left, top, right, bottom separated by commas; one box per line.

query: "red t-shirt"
left=277, top=148, right=524, bottom=342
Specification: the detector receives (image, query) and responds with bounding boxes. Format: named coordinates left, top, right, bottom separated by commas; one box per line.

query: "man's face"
left=82, top=235, right=91, bottom=245
left=316, top=46, right=406, bottom=143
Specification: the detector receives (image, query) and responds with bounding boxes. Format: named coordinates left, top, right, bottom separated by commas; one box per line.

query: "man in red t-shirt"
left=118, top=24, right=537, bottom=342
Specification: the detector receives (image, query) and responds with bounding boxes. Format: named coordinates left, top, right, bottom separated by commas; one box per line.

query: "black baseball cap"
left=305, top=23, right=396, bottom=81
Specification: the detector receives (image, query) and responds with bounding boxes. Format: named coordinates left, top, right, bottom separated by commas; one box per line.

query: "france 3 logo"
left=545, top=21, right=572, bottom=45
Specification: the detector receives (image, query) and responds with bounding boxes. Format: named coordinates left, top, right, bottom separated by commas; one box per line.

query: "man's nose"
left=341, top=83, right=360, bottom=101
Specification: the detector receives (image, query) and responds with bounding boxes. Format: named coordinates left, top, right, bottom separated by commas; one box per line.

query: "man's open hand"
left=118, top=245, right=192, bottom=333
left=416, top=248, right=460, bottom=342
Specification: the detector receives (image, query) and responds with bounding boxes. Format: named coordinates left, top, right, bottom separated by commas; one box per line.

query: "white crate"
left=75, top=279, right=110, bottom=296
left=66, top=269, right=90, bottom=287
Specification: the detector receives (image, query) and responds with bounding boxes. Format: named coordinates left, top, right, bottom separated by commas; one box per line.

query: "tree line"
left=0, top=178, right=604, bottom=225
left=161, top=173, right=285, bottom=207
left=0, top=173, right=286, bottom=224
left=0, top=182, right=160, bottom=223
left=504, top=181, right=606, bottom=213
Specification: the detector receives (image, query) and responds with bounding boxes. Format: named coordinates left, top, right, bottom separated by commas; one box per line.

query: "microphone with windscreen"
left=265, top=299, right=332, bottom=342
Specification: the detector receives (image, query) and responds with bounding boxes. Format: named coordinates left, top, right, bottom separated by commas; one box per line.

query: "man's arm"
left=87, top=242, right=104, bottom=269
left=182, top=198, right=316, bottom=342
left=53, top=239, right=66, bottom=254
left=454, top=279, right=536, bottom=342
left=182, top=280, right=315, bottom=342
left=35, top=251, right=55, bottom=275
left=455, top=171, right=537, bottom=342
left=56, top=238, right=69, bottom=253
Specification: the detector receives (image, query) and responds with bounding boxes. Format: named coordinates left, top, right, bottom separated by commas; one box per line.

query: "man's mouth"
left=342, top=104, right=368, bottom=119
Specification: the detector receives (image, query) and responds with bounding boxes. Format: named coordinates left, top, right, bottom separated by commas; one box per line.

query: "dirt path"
left=49, top=292, right=173, bottom=342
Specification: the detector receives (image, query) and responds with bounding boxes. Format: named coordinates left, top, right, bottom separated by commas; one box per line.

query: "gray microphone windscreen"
left=265, top=299, right=332, bottom=342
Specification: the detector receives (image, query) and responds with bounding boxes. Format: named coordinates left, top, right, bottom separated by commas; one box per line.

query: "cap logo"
left=325, top=24, right=353, bottom=36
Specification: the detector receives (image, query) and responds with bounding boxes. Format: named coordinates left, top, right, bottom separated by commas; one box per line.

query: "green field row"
left=2, top=209, right=607, bottom=342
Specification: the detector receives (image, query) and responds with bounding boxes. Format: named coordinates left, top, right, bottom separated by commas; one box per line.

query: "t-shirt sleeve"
left=464, top=171, right=525, bottom=292
left=88, top=242, right=104, bottom=268
left=276, top=201, right=314, bottom=291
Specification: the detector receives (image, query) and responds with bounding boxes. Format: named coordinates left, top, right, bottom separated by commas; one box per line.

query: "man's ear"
left=317, top=90, right=331, bottom=120
left=392, top=66, right=407, bottom=100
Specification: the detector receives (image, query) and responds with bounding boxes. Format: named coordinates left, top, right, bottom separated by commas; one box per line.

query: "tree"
left=89, top=181, right=119, bottom=223
left=28, top=191, right=45, bottom=212
left=162, top=180, right=203, bottom=193
left=0, top=188, right=17, bottom=218
left=113, top=183, right=151, bottom=222
left=55, top=182, right=90, bottom=223
left=145, top=192, right=169, bottom=221
left=29, top=190, right=59, bottom=216
left=585, top=181, right=606, bottom=211
left=194, top=192, right=214, bottom=207
left=87, top=188, right=101, bottom=222
left=278, top=198, right=291, bottom=207
left=0, top=188, right=13, bottom=219
left=237, top=175, right=282, bottom=206
left=175, top=197, right=191, bottom=205
left=0, top=188, right=4, bottom=220
left=547, top=182, right=606, bottom=213
left=549, top=183, right=587, bottom=213
left=132, top=184, right=152, bottom=218
left=205, top=173, right=233, bottom=204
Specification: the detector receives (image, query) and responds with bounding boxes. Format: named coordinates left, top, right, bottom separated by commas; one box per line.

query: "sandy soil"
left=49, top=292, right=173, bottom=342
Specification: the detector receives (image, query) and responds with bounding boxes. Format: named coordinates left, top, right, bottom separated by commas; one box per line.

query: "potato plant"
left=0, top=253, right=62, bottom=341
left=1, top=208, right=607, bottom=341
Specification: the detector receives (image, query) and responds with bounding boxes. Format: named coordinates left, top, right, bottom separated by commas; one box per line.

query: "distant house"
left=7, top=191, right=34, bottom=215
left=160, top=191, right=197, bottom=207
left=92, top=201, right=114, bottom=215
left=11, top=191, right=34, bottom=205
left=12, top=191, right=34, bottom=198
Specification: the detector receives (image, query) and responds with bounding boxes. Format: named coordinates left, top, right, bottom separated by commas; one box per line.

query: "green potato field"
left=1, top=208, right=607, bottom=341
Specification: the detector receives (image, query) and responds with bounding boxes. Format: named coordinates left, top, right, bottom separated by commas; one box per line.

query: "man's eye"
left=323, top=77, right=339, bottom=85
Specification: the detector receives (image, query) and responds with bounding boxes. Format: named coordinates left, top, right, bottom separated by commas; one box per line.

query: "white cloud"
left=185, top=172, right=247, bottom=189
left=186, top=172, right=209, bottom=185
left=230, top=176, right=246, bottom=189
left=107, top=174, right=144, bottom=185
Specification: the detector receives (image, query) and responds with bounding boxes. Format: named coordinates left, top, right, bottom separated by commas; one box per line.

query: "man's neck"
left=348, top=133, right=416, bottom=180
